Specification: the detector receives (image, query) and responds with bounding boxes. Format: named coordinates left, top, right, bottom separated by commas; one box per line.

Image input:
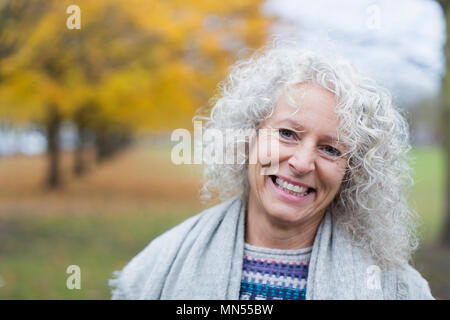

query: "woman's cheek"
left=322, top=160, right=347, bottom=188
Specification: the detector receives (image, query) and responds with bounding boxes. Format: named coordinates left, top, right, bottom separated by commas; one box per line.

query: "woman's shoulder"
left=392, top=263, right=434, bottom=300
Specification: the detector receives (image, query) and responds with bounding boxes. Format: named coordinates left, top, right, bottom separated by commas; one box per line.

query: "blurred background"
left=0, top=0, right=449, bottom=299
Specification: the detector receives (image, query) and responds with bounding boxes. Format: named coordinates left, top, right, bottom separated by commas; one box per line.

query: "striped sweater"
left=239, top=243, right=312, bottom=300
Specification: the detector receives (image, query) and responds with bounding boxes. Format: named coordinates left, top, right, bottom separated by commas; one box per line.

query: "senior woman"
left=110, top=44, right=434, bottom=300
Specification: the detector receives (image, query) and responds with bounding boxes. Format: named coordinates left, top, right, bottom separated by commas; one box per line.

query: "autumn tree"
left=0, top=0, right=272, bottom=187
left=0, top=0, right=71, bottom=187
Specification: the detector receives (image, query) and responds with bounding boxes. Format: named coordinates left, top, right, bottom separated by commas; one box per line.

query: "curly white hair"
left=195, top=41, right=420, bottom=269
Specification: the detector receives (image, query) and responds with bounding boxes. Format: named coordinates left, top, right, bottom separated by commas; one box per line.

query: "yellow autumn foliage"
left=0, top=0, right=273, bottom=131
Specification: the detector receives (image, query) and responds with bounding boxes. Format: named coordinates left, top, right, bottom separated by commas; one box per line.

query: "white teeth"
left=274, top=176, right=309, bottom=196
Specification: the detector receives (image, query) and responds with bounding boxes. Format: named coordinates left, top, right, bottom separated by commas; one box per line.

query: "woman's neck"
left=245, top=200, right=324, bottom=250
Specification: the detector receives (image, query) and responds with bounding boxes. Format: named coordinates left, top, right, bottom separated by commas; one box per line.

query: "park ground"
left=0, top=142, right=449, bottom=299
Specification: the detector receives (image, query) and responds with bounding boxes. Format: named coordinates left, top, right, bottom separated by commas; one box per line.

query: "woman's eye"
left=322, top=145, right=341, bottom=157
left=279, top=129, right=294, bottom=139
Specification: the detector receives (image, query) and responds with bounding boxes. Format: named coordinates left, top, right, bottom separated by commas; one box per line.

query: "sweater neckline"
left=244, top=242, right=313, bottom=256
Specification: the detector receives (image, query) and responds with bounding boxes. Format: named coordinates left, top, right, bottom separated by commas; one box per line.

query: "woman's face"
left=247, top=82, right=348, bottom=227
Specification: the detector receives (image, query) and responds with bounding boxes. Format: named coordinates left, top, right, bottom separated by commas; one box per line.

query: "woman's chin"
left=262, top=197, right=309, bottom=225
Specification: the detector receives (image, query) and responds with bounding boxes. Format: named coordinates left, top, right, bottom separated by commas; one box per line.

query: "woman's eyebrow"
left=274, top=119, right=305, bottom=131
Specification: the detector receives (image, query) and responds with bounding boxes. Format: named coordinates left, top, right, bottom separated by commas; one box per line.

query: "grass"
left=0, top=143, right=447, bottom=299
left=0, top=143, right=205, bottom=299
left=0, top=209, right=193, bottom=299
left=409, top=147, right=445, bottom=244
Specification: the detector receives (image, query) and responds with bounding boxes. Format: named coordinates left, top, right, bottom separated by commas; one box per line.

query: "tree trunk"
left=46, top=105, right=61, bottom=188
left=95, top=129, right=132, bottom=163
left=74, top=126, right=86, bottom=176
left=95, top=129, right=110, bottom=163
left=73, top=107, right=89, bottom=176
left=439, top=1, right=450, bottom=246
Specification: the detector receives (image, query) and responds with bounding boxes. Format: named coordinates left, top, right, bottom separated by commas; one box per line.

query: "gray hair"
left=195, top=41, right=420, bottom=269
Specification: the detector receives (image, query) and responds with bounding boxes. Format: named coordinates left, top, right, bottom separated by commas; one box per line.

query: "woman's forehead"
left=268, top=84, right=338, bottom=127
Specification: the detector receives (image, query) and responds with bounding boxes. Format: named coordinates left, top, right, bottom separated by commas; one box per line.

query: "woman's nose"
left=287, top=144, right=316, bottom=175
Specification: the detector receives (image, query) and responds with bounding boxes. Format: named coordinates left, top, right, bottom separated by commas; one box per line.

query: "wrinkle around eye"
left=319, top=148, right=343, bottom=160
left=320, top=154, right=339, bottom=162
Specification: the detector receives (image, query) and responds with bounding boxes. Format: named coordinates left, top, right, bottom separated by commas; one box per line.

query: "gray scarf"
left=109, top=196, right=434, bottom=300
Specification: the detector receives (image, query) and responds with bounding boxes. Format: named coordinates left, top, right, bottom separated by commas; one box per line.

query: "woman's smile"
left=268, top=175, right=315, bottom=203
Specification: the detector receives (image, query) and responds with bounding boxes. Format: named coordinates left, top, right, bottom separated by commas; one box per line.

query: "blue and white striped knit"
left=239, top=243, right=312, bottom=300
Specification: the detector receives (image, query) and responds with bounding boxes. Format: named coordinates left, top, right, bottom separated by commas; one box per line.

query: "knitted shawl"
left=109, top=196, right=434, bottom=300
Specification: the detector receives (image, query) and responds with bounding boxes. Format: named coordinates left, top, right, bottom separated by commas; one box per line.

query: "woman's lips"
left=274, top=175, right=314, bottom=190
left=269, top=175, right=315, bottom=203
